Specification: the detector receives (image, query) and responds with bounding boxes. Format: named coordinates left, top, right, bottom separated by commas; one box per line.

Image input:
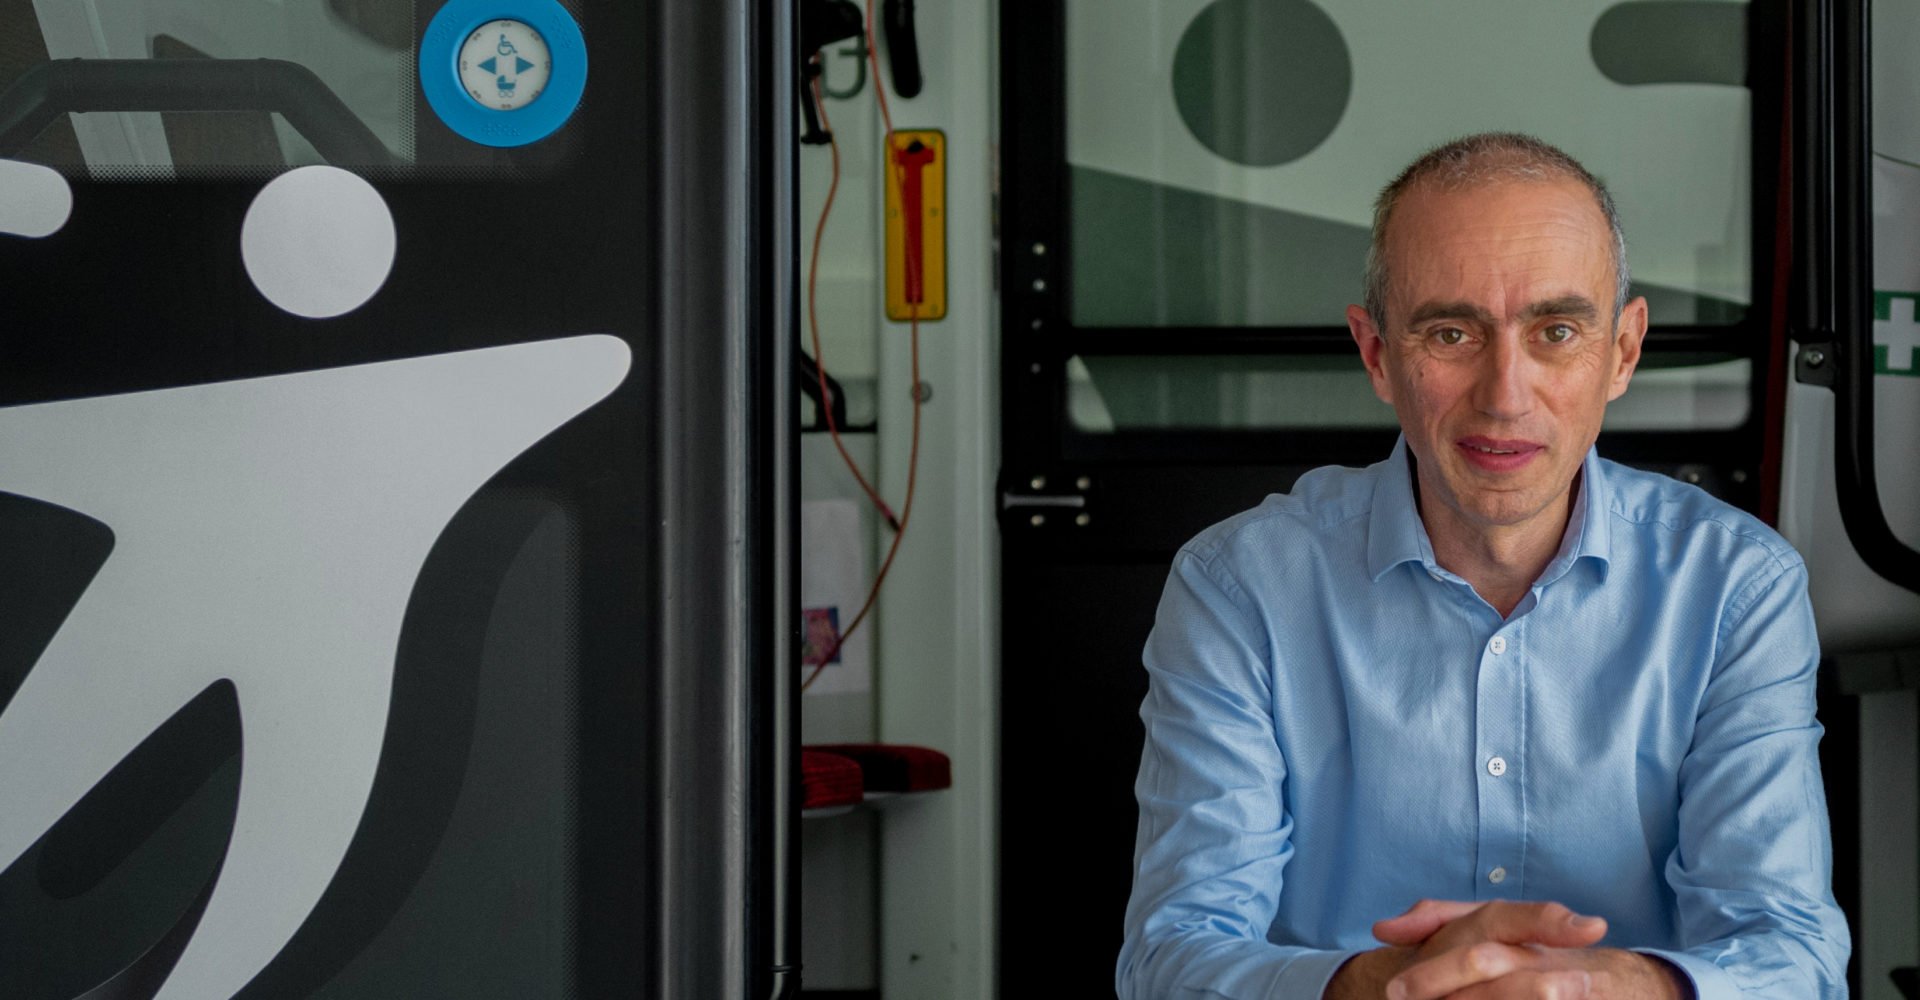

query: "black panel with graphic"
left=0, top=0, right=790, bottom=998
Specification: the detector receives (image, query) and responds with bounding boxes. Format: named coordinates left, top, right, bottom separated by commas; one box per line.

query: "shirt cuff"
left=1633, top=948, right=1740, bottom=1000
left=1281, top=947, right=1363, bottom=999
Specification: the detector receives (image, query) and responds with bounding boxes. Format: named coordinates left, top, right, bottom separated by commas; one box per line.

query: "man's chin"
left=1439, top=478, right=1558, bottom=531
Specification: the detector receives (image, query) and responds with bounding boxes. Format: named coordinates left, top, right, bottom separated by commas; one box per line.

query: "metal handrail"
left=0, top=59, right=397, bottom=165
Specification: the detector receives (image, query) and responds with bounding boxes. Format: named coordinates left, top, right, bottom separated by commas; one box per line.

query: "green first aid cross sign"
left=1873, top=292, right=1920, bottom=376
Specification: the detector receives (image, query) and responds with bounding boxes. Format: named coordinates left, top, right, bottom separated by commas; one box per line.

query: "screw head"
left=1032, top=242, right=1047, bottom=256
left=1029, top=513, right=1046, bottom=527
left=1032, top=278, right=1047, bottom=292
left=911, top=381, right=934, bottom=403
left=1030, top=475, right=1046, bottom=490
left=1804, top=349, right=1827, bottom=368
left=1075, top=475, right=1091, bottom=490
left=1075, top=512, right=1091, bottom=527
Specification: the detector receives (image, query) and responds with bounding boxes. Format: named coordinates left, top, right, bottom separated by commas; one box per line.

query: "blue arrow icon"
left=477, top=55, right=535, bottom=77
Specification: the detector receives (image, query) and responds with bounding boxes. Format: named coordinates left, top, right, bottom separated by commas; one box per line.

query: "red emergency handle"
left=894, top=139, right=937, bottom=304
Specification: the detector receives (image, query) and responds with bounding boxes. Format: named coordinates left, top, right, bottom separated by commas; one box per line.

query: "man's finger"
left=1445, top=969, right=1593, bottom=1000
left=1458, top=901, right=1608, bottom=949
left=1373, top=899, right=1486, bottom=945
left=1387, top=940, right=1536, bottom=1000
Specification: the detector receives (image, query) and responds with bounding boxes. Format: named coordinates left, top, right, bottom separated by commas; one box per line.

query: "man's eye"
left=1542, top=324, right=1575, bottom=344
left=1434, top=328, right=1466, bottom=346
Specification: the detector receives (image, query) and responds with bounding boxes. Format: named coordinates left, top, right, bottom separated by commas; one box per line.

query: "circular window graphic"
left=1171, top=0, right=1351, bottom=168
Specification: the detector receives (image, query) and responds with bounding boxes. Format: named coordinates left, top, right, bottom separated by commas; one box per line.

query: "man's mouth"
left=1456, top=437, right=1544, bottom=471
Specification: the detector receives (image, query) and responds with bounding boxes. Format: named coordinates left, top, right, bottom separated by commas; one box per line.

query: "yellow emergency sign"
left=884, top=129, right=947, bottom=322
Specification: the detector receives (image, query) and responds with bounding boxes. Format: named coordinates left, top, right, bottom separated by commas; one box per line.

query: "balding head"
left=1363, top=133, right=1629, bottom=332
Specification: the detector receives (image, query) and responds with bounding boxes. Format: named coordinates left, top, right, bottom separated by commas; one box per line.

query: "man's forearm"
left=1324, top=947, right=1410, bottom=1000
left=1622, top=952, right=1694, bottom=999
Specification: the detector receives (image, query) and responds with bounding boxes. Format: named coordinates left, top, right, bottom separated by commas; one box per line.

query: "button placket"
left=1474, top=623, right=1524, bottom=899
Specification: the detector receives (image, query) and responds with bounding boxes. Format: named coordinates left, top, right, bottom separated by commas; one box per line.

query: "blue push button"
left=421, top=0, right=586, bottom=147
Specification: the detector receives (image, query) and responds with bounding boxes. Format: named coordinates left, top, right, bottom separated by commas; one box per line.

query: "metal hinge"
left=1795, top=337, right=1838, bottom=388
left=1000, top=473, right=1093, bottom=528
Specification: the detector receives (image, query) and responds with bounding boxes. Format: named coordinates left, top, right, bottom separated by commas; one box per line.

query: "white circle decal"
left=241, top=166, right=396, bottom=319
left=0, top=159, right=73, bottom=238
left=458, top=19, right=552, bottom=111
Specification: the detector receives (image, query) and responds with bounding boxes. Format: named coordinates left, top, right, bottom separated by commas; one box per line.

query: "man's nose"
left=1473, top=333, right=1534, bottom=420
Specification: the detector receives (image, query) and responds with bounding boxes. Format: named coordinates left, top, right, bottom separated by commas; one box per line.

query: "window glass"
left=1067, top=355, right=1751, bottom=432
left=0, top=0, right=579, bottom=176
left=1065, top=0, right=1753, bottom=328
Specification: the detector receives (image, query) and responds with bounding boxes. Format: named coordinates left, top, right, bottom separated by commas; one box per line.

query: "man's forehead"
left=1391, top=174, right=1606, bottom=235
left=1384, top=178, right=1614, bottom=299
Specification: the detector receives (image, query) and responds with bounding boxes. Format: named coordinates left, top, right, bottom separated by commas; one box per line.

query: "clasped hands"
left=1326, top=899, right=1690, bottom=1000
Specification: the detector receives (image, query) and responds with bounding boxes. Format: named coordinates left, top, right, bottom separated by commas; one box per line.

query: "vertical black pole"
left=768, top=0, right=802, bottom=995
left=652, top=0, right=793, bottom=996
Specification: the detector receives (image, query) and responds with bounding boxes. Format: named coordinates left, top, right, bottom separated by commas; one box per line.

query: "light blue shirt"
left=1117, top=439, right=1849, bottom=999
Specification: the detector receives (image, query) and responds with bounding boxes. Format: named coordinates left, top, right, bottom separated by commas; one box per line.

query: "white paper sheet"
left=801, top=498, right=873, bottom=696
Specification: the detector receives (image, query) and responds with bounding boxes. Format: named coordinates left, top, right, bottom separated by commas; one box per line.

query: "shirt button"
left=1488, top=636, right=1507, bottom=655
left=1487, top=756, right=1508, bottom=777
left=1488, top=866, right=1507, bottom=884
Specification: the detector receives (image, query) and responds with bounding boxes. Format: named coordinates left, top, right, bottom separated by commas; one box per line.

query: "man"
left=1115, top=133, right=1850, bottom=999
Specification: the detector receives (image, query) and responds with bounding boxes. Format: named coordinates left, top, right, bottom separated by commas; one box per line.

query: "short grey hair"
left=1362, top=132, right=1630, bottom=331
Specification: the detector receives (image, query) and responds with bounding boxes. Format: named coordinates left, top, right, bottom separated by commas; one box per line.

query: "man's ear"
left=1605, top=296, right=1648, bottom=402
left=1347, top=304, right=1394, bottom=404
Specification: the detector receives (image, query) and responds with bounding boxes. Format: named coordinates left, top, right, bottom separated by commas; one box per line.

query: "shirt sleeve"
left=1648, top=559, right=1851, bottom=999
left=1115, top=547, right=1359, bottom=999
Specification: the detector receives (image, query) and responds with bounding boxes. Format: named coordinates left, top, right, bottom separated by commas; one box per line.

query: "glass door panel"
left=1065, top=0, right=1755, bottom=329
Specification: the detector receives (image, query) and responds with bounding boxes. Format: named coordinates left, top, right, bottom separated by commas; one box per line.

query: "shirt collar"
left=1366, top=436, right=1614, bottom=584
left=1540, top=447, right=1614, bottom=585
left=1365, top=436, right=1432, bottom=581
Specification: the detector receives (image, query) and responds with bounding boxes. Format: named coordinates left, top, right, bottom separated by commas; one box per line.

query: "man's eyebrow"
left=1402, top=296, right=1603, bottom=329
left=1520, top=296, right=1601, bottom=322
left=1404, top=301, right=1496, bottom=328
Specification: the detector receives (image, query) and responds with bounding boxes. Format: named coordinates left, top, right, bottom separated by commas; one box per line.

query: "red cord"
left=803, top=1, right=926, bottom=691
left=808, top=59, right=900, bottom=531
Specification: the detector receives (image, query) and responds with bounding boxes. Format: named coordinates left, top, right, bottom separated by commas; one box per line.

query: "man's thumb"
left=1372, top=899, right=1484, bottom=945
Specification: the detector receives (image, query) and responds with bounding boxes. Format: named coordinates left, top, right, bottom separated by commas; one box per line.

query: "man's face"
left=1346, top=177, right=1647, bottom=536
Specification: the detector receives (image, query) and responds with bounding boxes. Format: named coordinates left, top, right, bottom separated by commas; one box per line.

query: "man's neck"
left=1417, top=472, right=1578, bottom=619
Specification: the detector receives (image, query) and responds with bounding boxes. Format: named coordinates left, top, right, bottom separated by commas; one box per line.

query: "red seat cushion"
left=800, top=749, right=865, bottom=810
left=809, top=743, right=952, bottom=794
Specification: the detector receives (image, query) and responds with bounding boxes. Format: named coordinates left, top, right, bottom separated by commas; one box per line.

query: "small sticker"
left=421, top=0, right=587, bottom=148
left=1872, top=292, right=1920, bottom=376
left=801, top=607, right=843, bottom=667
left=459, top=19, right=551, bottom=111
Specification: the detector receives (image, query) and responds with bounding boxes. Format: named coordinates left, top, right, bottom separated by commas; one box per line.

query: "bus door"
left=999, top=0, right=1789, bottom=983
left=1789, top=1, right=1920, bottom=995
left=0, top=2, right=795, bottom=998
